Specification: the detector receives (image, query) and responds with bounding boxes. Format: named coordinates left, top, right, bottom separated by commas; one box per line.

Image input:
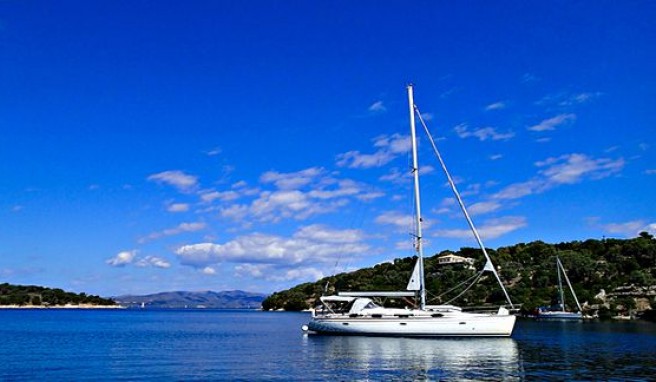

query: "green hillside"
left=263, top=233, right=656, bottom=316
left=0, top=283, right=116, bottom=306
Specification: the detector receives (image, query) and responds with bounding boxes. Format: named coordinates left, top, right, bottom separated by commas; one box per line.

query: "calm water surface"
left=0, top=309, right=654, bottom=381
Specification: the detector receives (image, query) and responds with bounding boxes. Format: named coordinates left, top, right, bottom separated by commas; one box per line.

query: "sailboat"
left=303, top=85, right=516, bottom=337
left=536, top=256, right=583, bottom=320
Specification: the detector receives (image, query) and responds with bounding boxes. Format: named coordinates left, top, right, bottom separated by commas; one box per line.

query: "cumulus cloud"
left=136, top=256, right=171, bottom=268
left=139, top=222, right=206, bottom=244
left=235, top=263, right=324, bottom=282
left=167, top=203, right=190, bottom=213
left=107, top=250, right=172, bottom=269
left=336, top=134, right=410, bottom=169
left=174, top=224, right=369, bottom=270
left=454, top=124, right=514, bottom=141
left=106, top=250, right=137, bottom=267
left=493, top=153, right=624, bottom=200
left=528, top=113, right=576, bottom=132
left=536, top=153, right=624, bottom=185
left=433, top=216, right=527, bottom=240
left=219, top=170, right=367, bottom=224
left=200, top=190, right=240, bottom=203
left=260, top=167, right=324, bottom=190
left=468, top=201, right=502, bottom=216
left=202, top=266, right=217, bottom=275
left=148, top=170, right=198, bottom=192
left=375, top=211, right=414, bottom=232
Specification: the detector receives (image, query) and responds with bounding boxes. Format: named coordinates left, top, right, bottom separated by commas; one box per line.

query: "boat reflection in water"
left=304, top=334, right=521, bottom=381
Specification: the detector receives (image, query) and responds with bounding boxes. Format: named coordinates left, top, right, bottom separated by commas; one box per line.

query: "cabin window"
left=363, top=301, right=379, bottom=310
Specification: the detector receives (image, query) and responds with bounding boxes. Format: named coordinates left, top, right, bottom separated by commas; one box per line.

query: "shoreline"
left=0, top=304, right=125, bottom=309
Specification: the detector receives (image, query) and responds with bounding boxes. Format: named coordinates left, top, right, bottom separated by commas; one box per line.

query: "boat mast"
left=407, top=84, right=426, bottom=309
left=556, top=256, right=565, bottom=311
left=557, top=256, right=583, bottom=312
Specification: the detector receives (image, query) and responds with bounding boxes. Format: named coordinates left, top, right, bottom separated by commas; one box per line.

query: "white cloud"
left=139, top=222, right=206, bottom=244
left=434, top=197, right=457, bottom=214
left=148, top=170, right=198, bottom=192
left=202, top=266, right=217, bottom=275
left=234, top=263, right=325, bottom=283
left=249, top=190, right=315, bottom=222
left=468, top=201, right=502, bottom=216
left=379, top=167, right=406, bottom=183
left=135, top=256, right=171, bottom=269
left=645, top=223, right=656, bottom=235
left=234, top=263, right=265, bottom=278
left=601, top=220, right=645, bottom=236
left=200, top=190, right=240, bottom=203
left=219, top=170, right=370, bottom=223
left=167, top=203, right=190, bottom=213
left=269, top=267, right=325, bottom=282
left=175, top=225, right=370, bottom=269
left=485, top=101, right=506, bottom=111
left=492, top=180, right=542, bottom=200
left=368, top=100, right=386, bottom=113
left=260, top=167, right=324, bottom=190
left=540, top=92, right=602, bottom=107
left=536, top=153, right=624, bottom=185
left=375, top=211, right=413, bottom=231
left=357, top=191, right=385, bottom=201
left=106, top=250, right=137, bottom=267
left=454, top=124, right=514, bottom=141
left=206, top=147, right=222, bottom=156
left=490, top=154, right=503, bottom=161
left=336, top=134, right=410, bottom=169
left=493, top=153, right=625, bottom=200
left=645, top=169, right=656, bottom=175
left=433, top=216, right=527, bottom=240
left=528, top=113, right=576, bottom=132
left=587, top=219, right=654, bottom=238
left=375, top=211, right=433, bottom=232
left=294, top=224, right=363, bottom=243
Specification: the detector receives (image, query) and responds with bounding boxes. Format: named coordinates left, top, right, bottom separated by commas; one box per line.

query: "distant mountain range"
left=114, top=290, right=267, bottom=309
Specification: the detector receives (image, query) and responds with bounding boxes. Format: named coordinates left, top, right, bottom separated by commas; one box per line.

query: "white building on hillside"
left=436, top=253, right=475, bottom=267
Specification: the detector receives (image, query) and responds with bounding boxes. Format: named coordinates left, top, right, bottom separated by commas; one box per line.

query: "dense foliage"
left=0, top=283, right=116, bottom=306
left=262, top=233, right=656, bottom=313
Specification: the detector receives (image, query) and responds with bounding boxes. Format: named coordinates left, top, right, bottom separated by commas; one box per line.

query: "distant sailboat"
left=536, top=256, right=583, bottom=320
left=303, top=85, right=516, bottom=337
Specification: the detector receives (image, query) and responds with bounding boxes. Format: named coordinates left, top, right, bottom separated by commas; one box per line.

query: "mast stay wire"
left=413, top=105, right=515, bottom=309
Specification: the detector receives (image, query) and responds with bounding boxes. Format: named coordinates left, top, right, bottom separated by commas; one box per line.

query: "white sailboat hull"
left=308, top=313, right=516, bottom=337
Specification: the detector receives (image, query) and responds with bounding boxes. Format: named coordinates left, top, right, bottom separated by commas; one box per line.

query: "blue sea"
left=0, top=309, right=654, bottom=381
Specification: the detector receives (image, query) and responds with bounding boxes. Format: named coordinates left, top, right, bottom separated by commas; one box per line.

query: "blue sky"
left=1, top=1, right=655, bottom=297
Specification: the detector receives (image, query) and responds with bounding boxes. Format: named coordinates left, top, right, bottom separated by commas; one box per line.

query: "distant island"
left=0, top=284, right=267, bottom=310
left=263, top=232, right=656, bottom=320
left=114, top=290, right=267, bottom=309
left=0, top=283, right=117, bottom=308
